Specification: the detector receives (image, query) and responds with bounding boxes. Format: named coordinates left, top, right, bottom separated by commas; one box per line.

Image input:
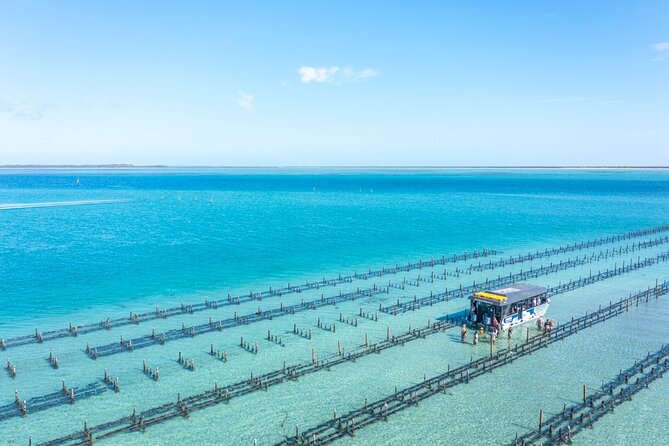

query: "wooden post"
left=583, top=384, right=587, bottom=405
left=539, top=409, right=543, bottom=433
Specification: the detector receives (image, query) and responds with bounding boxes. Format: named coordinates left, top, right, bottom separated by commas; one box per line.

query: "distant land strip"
left=0, top=165, right=667, bottom=169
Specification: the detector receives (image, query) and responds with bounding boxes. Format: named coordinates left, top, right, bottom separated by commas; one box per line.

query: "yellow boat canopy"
left=470, top=284, right=548, bottom=306
left=474, top=291, right=507, bottom=302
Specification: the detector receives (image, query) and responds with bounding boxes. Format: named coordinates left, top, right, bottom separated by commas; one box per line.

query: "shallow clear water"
left=0, top=168, right=668, bottom=445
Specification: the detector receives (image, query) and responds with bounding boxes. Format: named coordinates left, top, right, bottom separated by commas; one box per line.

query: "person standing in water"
left=461, top=324, right=468, bottom=343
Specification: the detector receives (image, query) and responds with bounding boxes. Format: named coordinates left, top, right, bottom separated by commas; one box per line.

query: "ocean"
left=1, top=168, right=668, bottom=445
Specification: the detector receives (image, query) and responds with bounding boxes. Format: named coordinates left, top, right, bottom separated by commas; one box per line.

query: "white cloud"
left=298, top=66, right=340, bottom=83
left=298, top=66, right=379, bottom=84
left=235, top=92, right=254, bottom=111
left=623, top=129, right=664, bottom=137
left=652, top=42, right=669, bottom=61
left=544, top=97, right=623, bottom=105
left=652, top=42, right=669, bottom=51
left=342, top=67, right=378, bottom=82
left=544, top=96, right=589, bottom=103
left=0, top=100, right=55, bottom=120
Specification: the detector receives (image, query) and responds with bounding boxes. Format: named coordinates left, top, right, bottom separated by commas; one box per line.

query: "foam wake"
left=0, top=199, right=130, bottom=210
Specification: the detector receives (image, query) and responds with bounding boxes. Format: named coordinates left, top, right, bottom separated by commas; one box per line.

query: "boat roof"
left=469, top=283, right=547, bottom=306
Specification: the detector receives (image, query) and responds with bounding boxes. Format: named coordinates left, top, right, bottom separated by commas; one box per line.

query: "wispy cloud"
left=0, top=100, right=55, bottom=120
left=652, top=42, right=669, bottom=60
left=298, top=66, right=340, bottom=83
left=544, top=97, right=623, bottom=105
left=298, top=66, right=379, bottom=84
left=544, top=96, right=590, bottom=103
left=235, top=91, right=254, bottom=111
left=623, top=128, right=665, bottom=137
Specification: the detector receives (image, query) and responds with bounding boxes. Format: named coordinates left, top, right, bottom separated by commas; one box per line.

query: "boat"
left=468, top=283, right=549, bottom=331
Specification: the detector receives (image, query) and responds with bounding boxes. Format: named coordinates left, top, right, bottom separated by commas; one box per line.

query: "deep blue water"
left=1, top=168, right=668, bottom=323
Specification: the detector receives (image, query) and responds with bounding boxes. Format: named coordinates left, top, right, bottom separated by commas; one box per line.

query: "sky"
left=0, top=1, right=668, bottom=166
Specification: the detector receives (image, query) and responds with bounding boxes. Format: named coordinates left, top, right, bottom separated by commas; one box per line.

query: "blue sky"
left=0, top=1, right=668, bottom=166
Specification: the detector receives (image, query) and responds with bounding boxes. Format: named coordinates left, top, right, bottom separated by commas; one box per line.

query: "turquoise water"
left=1, top=168, right=668, bottom=445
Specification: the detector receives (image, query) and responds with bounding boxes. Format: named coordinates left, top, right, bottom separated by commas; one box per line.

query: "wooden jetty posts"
left=514, top=344, right=669, bottom=445
left=209, top=344, right=229, bottom=362
left=0, top=226, right=664, bottom=446
left=0, top=246, right=501, bottom=350
left=177, top=352, right=196, bottom=370
left=142, top=360, right=160, bottom=381
left=273, top=282, right=669, bottom=446
left=424, top=235, right=668, bottom=281
left=0, top=380, right=110, bottom=422
left=47, top=350, right=59, bottom=369
left=5, top=224, right=669, bottom=351
left=381, top=251, right=669, bottom=315
left=3, top=240, right=661, bottom=439
left=87, top=249, right=669, bottom=359
left=88, top=286, right=381, bottom=357
left=163, top=271, right=664, bottom=421
left=33, top=280, right=669, bottom=446
left=5, top=359, right=17, bottom=378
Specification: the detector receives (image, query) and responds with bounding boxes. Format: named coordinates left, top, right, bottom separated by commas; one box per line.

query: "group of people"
left=508, top=296, right=547, bottom=315
left=460, top=323, right=514, bottom=345
left=537, top=316, right=555, bottom=335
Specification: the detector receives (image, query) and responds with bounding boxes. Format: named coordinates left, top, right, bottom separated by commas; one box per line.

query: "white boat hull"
left=500, top=302, right=549, bottom=331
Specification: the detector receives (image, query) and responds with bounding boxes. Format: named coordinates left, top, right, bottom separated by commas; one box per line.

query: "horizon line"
left=1, top=164, right=668, bottom=170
